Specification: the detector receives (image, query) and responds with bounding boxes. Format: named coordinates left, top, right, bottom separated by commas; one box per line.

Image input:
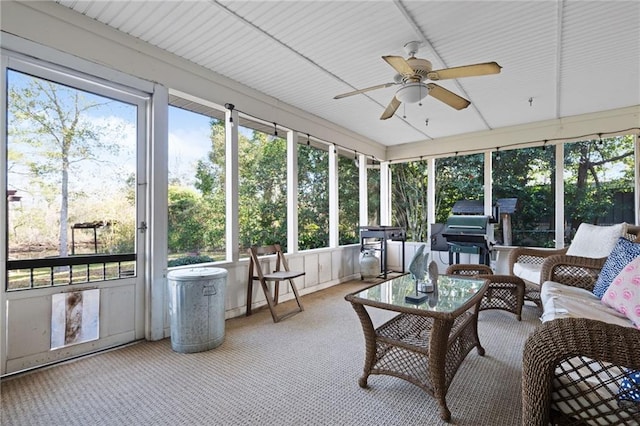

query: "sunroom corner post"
left=329, top=143, right=338, bottom=248
left=287, top=130, right=299, bottom=253
left=225, top=107, right=239, bottom=262
left=147, top=83, right=169, bottom=341
left=380, top=161, right=391, bottom=226
left=555, top=143, right=565, bottom=248
left=427, top=157, right=436, bottom=238
left=635, top=133, right=639, bottom=225
left=359, top=153, right=368, bottom=227
left=0, top=52, right=8, bottom=375
left=484, top=151, right=493, bottom=217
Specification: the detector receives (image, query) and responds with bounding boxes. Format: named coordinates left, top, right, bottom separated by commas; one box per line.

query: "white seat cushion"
left=513, top=262, right=542, bottom=285
left=540, top=281, right=634, bottom=328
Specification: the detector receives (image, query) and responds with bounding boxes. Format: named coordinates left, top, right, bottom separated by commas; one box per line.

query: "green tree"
left=435, top=154, right=484, bottom=223
left=195, top=120, right=225, bottom=196
left=367, top=165, right=381, bottom=225
left=298, top=144, right=329, bottom=250
left=338, top=155, right=359, bottom=245
left=168, top=186, right=208, bottom=253
left=564, top=136, right=634, bottom=233
left=9, top=76, right=121, bottom=257
left=238, top=131, right=287, bottom=249
left=493, top=147, right=555, bottom=246
left=391, top=161, right=429, bottom=241
left=190, top=119, right=226, bottom=257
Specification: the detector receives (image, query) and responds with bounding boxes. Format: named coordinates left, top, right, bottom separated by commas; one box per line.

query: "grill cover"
left=443, top=215, right=489, bottom=244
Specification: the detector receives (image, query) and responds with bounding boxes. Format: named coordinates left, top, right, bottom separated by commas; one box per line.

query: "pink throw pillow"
left=602, top=255, right=640, bottom=329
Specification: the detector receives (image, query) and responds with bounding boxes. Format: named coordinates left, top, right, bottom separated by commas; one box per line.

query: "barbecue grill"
left=442, top=214, right=493, bottom=266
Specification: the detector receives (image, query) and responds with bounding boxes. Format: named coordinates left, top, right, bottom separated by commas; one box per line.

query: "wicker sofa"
left=521, top=250, right=640, bottom=425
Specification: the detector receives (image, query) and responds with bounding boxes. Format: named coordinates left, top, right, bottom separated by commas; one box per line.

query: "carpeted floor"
left=1, top=279, right=541, bottom=425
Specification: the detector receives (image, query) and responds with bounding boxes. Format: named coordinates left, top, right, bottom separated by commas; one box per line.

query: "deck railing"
left=6, top=253, right=136, bottom=291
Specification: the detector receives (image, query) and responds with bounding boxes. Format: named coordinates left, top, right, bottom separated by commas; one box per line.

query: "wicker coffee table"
left=344, top=274, right=489, bottom=422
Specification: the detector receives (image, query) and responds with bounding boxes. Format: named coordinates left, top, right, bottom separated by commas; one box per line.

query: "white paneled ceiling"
left=54, top=0, right=640, bottom=147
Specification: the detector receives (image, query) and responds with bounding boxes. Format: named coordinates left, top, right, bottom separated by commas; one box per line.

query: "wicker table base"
left=345, top=275, right=488, bottom=422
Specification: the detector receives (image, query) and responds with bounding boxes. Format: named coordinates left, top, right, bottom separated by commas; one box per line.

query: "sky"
left=168, top=106, right=213, bottom=187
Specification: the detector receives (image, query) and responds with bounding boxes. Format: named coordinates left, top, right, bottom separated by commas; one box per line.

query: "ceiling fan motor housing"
left=405, top=58, right=432, bottom=80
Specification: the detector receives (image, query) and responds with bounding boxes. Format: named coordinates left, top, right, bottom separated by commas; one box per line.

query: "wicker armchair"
left=446, top=264, right=525, bottom=320
left=509, top=225, right=640, bottom=307
left=522, top=318, right=640, bottom=425
left=508, top=246, right=568, bottom=307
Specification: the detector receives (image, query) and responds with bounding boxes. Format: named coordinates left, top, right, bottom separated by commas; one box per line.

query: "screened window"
left=238, top=125, right=287, bottom=252
left=435, top=154, right=484, bottom=223
left=391, top=161, right=429, bottom=241
left=338, top=153, right=359, bottom=245
left=298, top=143, right=329, bottom=250
left=492, top=147, right=555, bottom=247
left=367, top=160, right=381, bottom=226
left=167, top=104, right=225, bottom=264
left=564, top=135, right=635, bottom=243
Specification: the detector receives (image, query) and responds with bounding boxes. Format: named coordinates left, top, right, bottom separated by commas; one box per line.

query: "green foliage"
left=238, top=131, right=287, bottom=249
left=102, top=220, right=136, bottom=254
left=168, top=255, right=215, bottom=267
left=168, top=186, right=208, bottom=253
left=298, top=144, right=329, bottom=250
left=493, top=147, right=556, bottom=247
left=563, top=136, right=634, bottom=233
left=367, top=167, right=381, bottom=225
left=391, top=161, right=429, bottom=241
left=338, top=155, right=359, bottom=245
left=195, top=120, right=225, bottom=195
left=435, top=154, right=484, bottom=223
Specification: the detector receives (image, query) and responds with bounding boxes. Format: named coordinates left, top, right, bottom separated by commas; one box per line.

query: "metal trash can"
left=167, top=267, right=227, bottom=353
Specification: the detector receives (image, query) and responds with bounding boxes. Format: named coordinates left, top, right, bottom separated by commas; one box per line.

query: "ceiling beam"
left=554, top=0, right=565, bottom=119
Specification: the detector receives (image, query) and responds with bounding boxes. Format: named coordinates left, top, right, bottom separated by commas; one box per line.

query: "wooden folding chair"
left=246, top=244, right=305, bottom=323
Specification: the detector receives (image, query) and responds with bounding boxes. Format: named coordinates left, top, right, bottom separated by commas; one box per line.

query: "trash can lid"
left=167, top=267, right=227, bottom=281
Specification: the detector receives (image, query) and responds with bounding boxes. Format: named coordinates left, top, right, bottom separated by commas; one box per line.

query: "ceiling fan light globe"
left=395, top=82, right=429, bottom=104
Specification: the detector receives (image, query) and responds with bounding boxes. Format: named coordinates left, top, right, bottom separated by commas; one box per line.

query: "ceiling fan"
left=334, top=41, right=502, bottom=120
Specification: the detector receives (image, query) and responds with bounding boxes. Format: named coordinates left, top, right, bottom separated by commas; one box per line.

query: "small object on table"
left=405, top=285, right=428, bottom=304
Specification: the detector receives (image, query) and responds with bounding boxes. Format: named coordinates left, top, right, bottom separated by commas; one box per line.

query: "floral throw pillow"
left=593, top=238, right=640, bottom=299
left=601, top=255, right=640, bottom=329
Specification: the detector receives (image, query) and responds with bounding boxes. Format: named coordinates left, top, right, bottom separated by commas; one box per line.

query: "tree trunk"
left=60, top=156, right=69, bottom=257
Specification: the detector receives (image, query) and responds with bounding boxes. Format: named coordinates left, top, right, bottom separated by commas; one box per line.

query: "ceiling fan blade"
left=427, top=83, right=470, bottom=110
left=382, top=55, right=415, bottom=76
left=380, top=96, right=401, bottom=120
left=427, top=61, right=502, bottom=81
left=333, top=82, right=396, bottom=99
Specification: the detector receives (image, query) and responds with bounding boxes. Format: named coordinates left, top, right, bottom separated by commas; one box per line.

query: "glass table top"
left=350, top=274, right=487, bottom=314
